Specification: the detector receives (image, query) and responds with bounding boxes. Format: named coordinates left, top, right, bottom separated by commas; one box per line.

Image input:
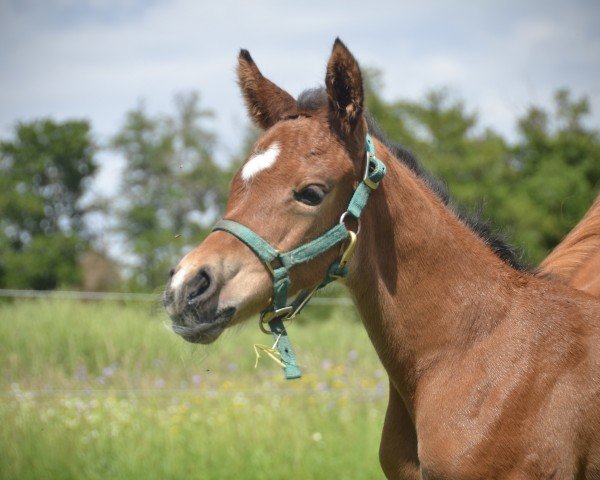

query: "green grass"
left=0, top=299, right=387, bottom=479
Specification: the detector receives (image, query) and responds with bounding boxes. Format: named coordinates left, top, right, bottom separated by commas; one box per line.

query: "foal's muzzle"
left=163, top=265, right=235, bottom=344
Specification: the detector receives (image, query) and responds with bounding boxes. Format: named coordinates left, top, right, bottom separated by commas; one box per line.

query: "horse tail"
left=539, top=194, right=600, bottom=298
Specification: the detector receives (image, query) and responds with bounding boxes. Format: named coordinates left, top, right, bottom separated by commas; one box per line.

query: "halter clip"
left=259, top=306, right=294, bottom=334
left=339, top=231, right=357, bottom=269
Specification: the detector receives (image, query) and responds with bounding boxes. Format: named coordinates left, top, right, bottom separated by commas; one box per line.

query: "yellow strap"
left=253, top=333, right=285, bottom=368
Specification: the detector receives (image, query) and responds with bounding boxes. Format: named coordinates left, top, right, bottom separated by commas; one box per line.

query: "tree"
left=366, top=71, right=513, bottom=202
left=0, top=119, right=97, bottom=288
left=365, top=71, right=599, bottom=264
left=112, top=92, right=233, bottom=291
left=505, top=89, right=600, bottom=261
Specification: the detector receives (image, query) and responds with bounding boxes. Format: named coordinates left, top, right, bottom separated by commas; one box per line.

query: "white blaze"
left=171, top=266, right=189, bottom=290
left=241, top=143, right=280, bottom=181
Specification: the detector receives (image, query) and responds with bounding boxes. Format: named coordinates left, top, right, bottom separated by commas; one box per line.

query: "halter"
left=213, top=133, right=386, bottom=380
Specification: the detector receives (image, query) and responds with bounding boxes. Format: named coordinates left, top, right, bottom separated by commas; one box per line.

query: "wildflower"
left=333, top=379, right=345, bottom=389
left=311, top=432, right=322, bottom=442
left=316, top=382, right=329, bottom=392
left=152, top=359, right=163, bottom=368
left=232, top=392, right=247, bottom=408
left=369, top=408, right=380, bottom=419
left=227, top=362, right=238, bottom=372
left=321, top=359, right=332, bottom=371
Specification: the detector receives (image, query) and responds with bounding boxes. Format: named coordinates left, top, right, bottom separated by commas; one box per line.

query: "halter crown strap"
left=212, top=133, right=386, bottom=380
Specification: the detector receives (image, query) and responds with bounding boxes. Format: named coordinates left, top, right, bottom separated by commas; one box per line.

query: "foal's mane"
left=297, top=88, right=528, bottom=272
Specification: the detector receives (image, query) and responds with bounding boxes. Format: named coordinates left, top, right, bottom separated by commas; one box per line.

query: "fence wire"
left=0, top=289, right=353, bottom=306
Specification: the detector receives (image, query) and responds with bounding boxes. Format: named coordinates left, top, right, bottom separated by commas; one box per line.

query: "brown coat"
left=164, top=39, right=600, bottom=479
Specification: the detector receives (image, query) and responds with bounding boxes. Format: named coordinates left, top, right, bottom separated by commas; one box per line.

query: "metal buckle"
left=364, top=156, right=380, bottom=190
left=363, top=151, right=372, bottom=182
left=259, top=306, right=294, bottom=334
left=364, top=176, right=380, bottom=190
left=363, top=149, right=380, bottom=190
left=264, top=252, right=282, bottom=276
left=264, top=262, right=275, bottom=276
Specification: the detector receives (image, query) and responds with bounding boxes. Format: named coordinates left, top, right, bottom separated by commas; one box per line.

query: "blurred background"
left=1, top=1, right=599, bottom=478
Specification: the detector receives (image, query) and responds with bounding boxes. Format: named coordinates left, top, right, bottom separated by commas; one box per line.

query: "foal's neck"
left=346, top=140, right=519, bottom=407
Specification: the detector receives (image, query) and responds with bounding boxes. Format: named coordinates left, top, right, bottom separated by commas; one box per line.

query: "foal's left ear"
left=325, top=39, right=366, bottom=143
left=237, top=49, right=298, bottom=130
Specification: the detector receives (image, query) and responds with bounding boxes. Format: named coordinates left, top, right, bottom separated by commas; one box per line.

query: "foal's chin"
left=170, top=307, right=236, bottom=344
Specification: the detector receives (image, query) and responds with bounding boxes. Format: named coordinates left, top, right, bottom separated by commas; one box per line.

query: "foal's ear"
left=237, top=49, right=298, bottom=130
left=325, top=38, right=366, bottom=142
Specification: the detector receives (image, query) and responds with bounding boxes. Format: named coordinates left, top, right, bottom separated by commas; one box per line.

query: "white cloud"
left=1, top=0, right=599, bottom=199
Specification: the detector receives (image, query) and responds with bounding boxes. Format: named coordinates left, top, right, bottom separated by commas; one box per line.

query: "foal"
left=540, top=195, right=600, bottom=298
left=164, top=40, right=600, bottom=479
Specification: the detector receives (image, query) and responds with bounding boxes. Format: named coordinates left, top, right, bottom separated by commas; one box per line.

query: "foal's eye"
left=294, top=185, right=326, bottom=206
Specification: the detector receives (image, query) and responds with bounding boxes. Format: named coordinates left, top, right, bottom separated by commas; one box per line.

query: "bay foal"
left=164, top=40, right=600, bottom=479
left=541, top=195, right=600, bottom=298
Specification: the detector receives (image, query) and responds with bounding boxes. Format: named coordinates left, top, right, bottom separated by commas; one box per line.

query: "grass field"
left=0, top=298, right=388, bottom=479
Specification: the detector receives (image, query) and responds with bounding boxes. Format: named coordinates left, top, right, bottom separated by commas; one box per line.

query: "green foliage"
left=0, top=234, right=82, bottom=289
left=112, top=93, right=232, bottom=291
left=0, top=299, right=384, bottom=480
left=365, top=72, right=599, bottom=263
left=0, top=119, right=96, bottom=288
left=506, top=89, right=600, bottom=259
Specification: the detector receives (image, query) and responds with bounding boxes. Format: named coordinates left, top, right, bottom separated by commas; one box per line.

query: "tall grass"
left=0, top=299, right=387, bottom=479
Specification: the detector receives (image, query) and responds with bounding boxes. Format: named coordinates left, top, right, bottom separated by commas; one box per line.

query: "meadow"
left=0, top=298, right=387, bottom=479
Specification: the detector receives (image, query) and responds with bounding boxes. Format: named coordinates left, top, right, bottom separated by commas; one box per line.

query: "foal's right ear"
left=237, top=49, right=298, bottom=130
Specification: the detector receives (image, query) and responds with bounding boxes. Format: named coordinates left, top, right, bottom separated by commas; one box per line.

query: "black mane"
left=298, top=88, right=528, bottom=272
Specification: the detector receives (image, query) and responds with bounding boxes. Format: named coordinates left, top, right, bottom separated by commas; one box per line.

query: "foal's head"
left=163, top=39, right=370, bottom=343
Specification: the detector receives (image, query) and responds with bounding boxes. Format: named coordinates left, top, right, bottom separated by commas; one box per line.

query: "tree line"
left=1, top=76, right=598, bottom=292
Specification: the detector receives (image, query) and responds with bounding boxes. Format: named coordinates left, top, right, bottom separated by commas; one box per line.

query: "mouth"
left=171, top=307, right=236, bottom=344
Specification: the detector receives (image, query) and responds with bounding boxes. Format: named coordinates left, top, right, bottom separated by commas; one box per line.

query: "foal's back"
left=540, top=194, right=600, bottom=298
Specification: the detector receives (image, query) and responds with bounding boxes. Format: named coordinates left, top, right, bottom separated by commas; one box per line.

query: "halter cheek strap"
left=213, top=133, right=386, bottom=380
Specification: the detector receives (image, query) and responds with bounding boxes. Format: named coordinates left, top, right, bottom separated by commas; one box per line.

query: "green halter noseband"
left=213, top=133, right=386, bottom=380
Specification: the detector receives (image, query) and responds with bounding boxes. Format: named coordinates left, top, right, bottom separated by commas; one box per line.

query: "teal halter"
left=213, top=133, right=386, bottom=380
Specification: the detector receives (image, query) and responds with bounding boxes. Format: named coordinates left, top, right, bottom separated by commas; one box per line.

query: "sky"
left=1, top=0, right=599, bottom=198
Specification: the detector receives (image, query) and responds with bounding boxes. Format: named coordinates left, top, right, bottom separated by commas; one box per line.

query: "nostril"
left=169, top=268, right=175, bottom=279
left=187, top=268, right=212, bottom=304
